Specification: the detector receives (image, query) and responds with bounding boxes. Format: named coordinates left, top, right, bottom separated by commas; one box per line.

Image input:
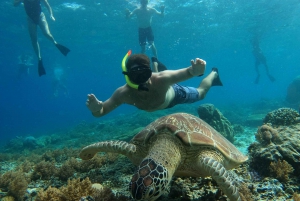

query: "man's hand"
left=50, top=14, right=55, bottom=21
left=86, top=94, right=103, bottom=114
left=189, top=58, right=206, bottom=76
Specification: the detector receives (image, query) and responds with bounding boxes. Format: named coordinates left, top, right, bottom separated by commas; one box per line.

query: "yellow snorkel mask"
left=122, top=50, right=152, bottom=91
left=122, top=50, right=138, bottom=90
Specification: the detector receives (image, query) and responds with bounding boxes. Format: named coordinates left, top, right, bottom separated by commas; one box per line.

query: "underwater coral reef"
left=0, top=103, right=300, bottom=201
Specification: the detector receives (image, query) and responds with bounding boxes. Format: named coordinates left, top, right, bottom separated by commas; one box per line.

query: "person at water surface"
left=86, top=54, right=223, bottom=117
left=126, top=0, right=165, bottom=58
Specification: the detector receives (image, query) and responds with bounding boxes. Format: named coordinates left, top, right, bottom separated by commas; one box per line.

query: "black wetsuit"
left=23, top=0, right=42, bottom=24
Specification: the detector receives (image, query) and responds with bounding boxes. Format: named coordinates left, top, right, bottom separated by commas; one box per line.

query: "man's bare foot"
left=86, top=94, right=103, bottom=113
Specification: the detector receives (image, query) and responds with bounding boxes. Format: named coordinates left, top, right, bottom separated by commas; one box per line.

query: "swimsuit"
left=166, top=84, right=199, bottom=109
left=138, top=26, right=154, bottom=46
left=23, top=0, right=42, bottom=24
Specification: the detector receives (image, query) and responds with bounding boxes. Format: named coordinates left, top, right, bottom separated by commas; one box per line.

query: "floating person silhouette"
left=13, top=0, right=70, bottom=77
left=125, top=0, right=164, bottom=58
left=251, top=37, right=275, bottom=84
left=53, top=66, right=68, bottom=97
left=17, top=53, right=34, bottom=78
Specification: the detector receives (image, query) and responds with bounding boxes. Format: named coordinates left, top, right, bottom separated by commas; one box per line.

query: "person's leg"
left=39, top=13, right=56, bottom=44
left=39, top=13, right=70, bottom=56
left=139, top=28, right=146, bottom=54
left=149, top=42, right=157, bottom=58
left=27, top=17, right=41, bottom=59
left=147, top=27, right=157, bottom=58
left=141, top=45, right=146, bottom=54
left=254, top=60, right=260, bottom=84
left=262, top=60, right=275, bottom=82
left=197, top=70, right=219, bottom=100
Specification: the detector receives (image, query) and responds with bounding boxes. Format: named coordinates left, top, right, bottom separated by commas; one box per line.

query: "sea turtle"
left=80, top=113, right=248, bottom=201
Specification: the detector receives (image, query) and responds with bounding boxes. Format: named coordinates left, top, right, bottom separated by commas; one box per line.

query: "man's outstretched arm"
left=86, top=91, right=123, bottom=117
left=158, top=58, right=206, bottom=85
left=152, top=6, right=165, bottom=17
left=125, top=8, right=137, bottom=19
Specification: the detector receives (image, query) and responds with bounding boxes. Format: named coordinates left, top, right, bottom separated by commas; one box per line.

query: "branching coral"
left=293, top=193, right=300, bottom=201
left=238, top=183, right=253, bottom=201
left=35, top=186, right=65, bottom=201
left=269, top=159, right=294, bottom=182
left=255, top=124, right=280, bottom=145
left=36, top=178, right=95, bottom=201
left=31, top=160, right=57, bottom=180
left=0, top=171, right=29, bottom=200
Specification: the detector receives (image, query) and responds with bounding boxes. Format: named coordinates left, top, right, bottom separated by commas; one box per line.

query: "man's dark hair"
left=126, top=54, right=150, bottom=71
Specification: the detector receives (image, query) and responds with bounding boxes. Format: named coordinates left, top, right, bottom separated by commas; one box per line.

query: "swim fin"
left=38, top=59, right=46, bottom=76
left=211, top=67, right=223, bottom=86
left=55, top=43, right=70, bottom=56
left=151, top=57, right=167, bottom=72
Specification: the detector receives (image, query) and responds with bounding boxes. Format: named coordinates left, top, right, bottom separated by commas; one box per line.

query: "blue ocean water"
left=0, top=0, right=299, bottom=144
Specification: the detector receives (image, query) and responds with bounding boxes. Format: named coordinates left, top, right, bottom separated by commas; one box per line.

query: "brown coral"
left=293, top=193, right=300, bottom=201
left=0, top=171, right=29, bottom=200
left=255, top=124, right=280, bottom=144
left=269, top=159, right=294, bottom=182
left=35, top=186, right=65, bottom=201
left=31, top=160, right=57, bottom=180
left=36, top=177, right=95, bottom=201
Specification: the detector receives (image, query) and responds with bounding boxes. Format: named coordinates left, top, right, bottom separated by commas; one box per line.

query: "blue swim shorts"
left=167, top=84, right=199, bottom=108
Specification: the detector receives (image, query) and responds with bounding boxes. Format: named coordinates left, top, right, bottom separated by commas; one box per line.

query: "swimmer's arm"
left=42, top=0, right=55, bottom=21
left=126, top=8, right=137, bottom=19
left=159, top=58, right=206, bottom=85
left=151, top=6, right=164, bottom=17
left=89, top=89, right=123, bottom=117
left=13, top=0, right=22, bottom=7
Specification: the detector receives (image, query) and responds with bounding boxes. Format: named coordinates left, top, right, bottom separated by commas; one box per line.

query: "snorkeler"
left=17, top=53, right=34, bottom=78
left=13, top=0, right=70, bottom=77
left=251, top=37, right=275, bottom=84
left=86, top=52, right=223, bottom=117
left=53, top=66, right=69, bottom=97
left=125, top=0, right=164, bottom=58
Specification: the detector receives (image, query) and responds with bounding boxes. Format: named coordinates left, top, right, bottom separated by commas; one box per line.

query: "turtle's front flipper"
left=80, top=140, right=136, bottom=160
left=200, top=157, right=241, bottom=201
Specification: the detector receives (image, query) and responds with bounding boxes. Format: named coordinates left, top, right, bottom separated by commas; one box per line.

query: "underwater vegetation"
left=0, top=105, right=300, bottom=201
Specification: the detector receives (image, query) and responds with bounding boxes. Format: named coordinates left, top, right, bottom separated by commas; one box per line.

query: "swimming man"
left=86, top=54, right=223, bottom=117
left=126, top=0, right=164, bottom=58
left=251, top=37, right=275, bottom=84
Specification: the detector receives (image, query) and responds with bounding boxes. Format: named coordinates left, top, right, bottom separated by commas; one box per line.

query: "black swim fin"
left=151, top=57, right=167, bottom=72
left=38, top=59, right=46, bottom=76
left=55, top=43, right=70, bottom=56
left=211, top=67, right=223, bottom=86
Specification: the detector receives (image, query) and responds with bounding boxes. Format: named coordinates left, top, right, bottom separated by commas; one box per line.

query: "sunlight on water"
left=61, top=2, right=85, bottom=11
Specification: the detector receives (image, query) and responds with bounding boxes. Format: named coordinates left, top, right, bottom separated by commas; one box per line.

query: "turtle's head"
left=129, top=158, right=169, bottom=200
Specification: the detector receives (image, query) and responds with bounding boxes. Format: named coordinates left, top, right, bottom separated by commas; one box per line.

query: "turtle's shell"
left=131, top=113, right=248, bottom=165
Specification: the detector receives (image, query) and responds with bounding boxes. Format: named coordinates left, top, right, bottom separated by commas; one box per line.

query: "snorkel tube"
left=122, top=50, right=139, bottom=90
